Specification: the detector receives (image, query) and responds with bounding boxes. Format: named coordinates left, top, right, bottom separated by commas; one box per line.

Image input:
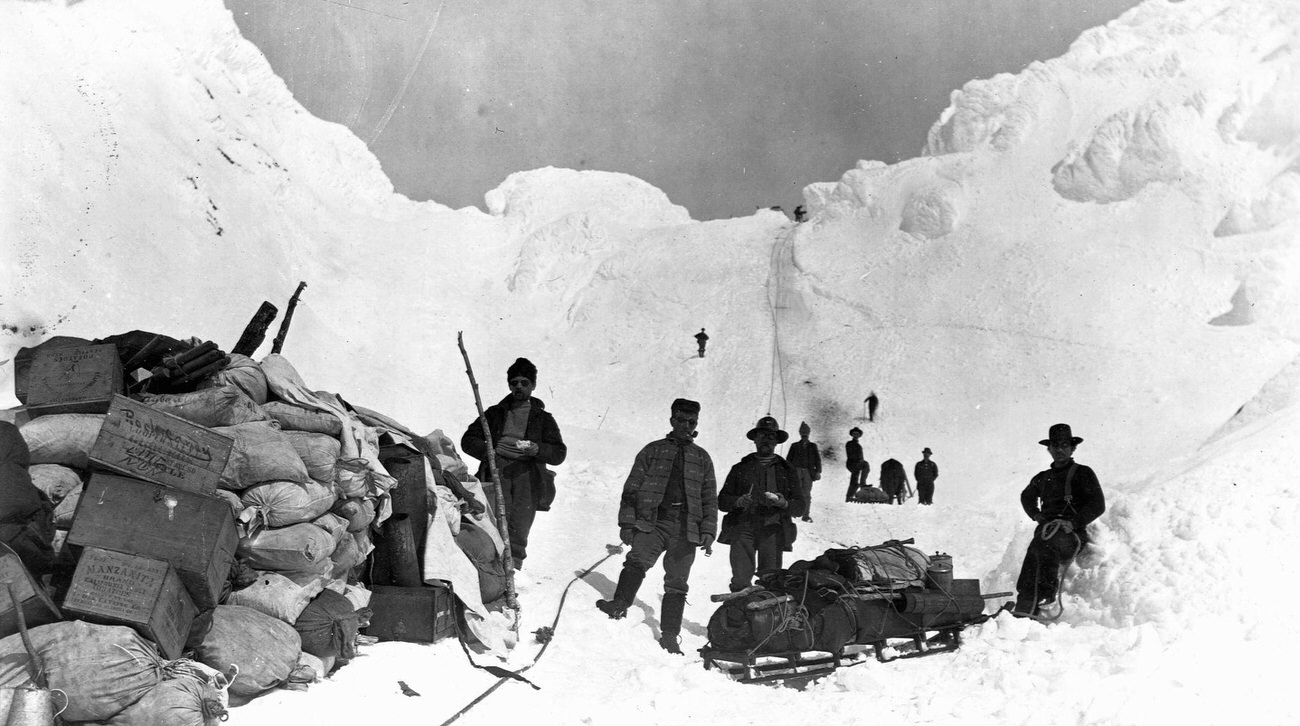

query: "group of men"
left=459, top=357, right=1105, bottom=652
left=843, top=426, right=937, bottom=505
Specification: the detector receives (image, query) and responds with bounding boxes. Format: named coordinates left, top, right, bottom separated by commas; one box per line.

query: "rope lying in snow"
left=439, top=544, right=624, bottom=726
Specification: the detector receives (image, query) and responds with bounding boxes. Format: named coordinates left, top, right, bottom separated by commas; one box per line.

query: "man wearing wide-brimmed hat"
left=914, top=447, right=938, bottom=505
left=1012, top=423, right=1106, bottom=617
left=844, top=427, right=867, bottom=502
left=717, top=416, right=806, bottom=592
left=596, top=398, right=718, bottom=655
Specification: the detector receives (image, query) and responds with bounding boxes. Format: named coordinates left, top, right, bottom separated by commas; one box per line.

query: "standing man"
left=694, top=328, right=709, bottom=358
left=596, top=399, right=717, bottom=655
left=844, top=427, right=867, bottom=502
left=786, top=422, right=822, bottom=522
left=718, top=417, right=805, bottom=592
left=460, top=357, right=567, bottom=572
left=1013, top=423, right=1105, bottom=617
left=914, top=448, right=938, bottom=505
left=866, top=392, right=879, bottom=422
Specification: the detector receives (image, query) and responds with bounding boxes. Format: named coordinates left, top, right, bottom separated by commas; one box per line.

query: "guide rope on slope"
left=764, top=223, right=798, bottom=425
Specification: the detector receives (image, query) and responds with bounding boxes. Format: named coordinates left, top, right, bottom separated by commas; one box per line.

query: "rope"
left=764, top=225, right=796, bottom=426
left=439, top=545, right=623, bottom=726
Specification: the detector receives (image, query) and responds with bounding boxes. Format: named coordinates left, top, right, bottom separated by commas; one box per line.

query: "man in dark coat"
left=879, top=458, right=912, bottom=505
left=914, top=448, right=938, bottom=505
left=596, top=399, right=717, bottom=655
left=786, top=421, right=821, bottom=522
left=718, top=417, right=805, bottom=592
left=460, top=357, right=566, bottom=571
left=1013, top=423, right=1106, bottom=616
left=844, top=427, right=866, bottom=502
left=694, top=328, right=709, bottom=358
left=0, top=421, right=54, bottom=579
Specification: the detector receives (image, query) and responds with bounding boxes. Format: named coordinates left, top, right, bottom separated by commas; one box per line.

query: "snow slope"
left=2, top=0, right=1298, bottom=724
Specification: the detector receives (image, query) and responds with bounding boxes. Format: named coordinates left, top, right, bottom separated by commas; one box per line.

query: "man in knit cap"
left=717, top=416, right=805, bottom=592
left=786, top=421, right=821, bottom=522
left=461, top=357, right=567, bottom=571
left=596, top=399, right=717, bottom=655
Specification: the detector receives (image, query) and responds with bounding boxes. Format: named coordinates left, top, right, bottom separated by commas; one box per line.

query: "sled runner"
left=699, top=540, right=1005, bottom=686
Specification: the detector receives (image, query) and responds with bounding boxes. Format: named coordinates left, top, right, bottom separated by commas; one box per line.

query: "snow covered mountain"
left=2, top=0, right=1298, bottom=724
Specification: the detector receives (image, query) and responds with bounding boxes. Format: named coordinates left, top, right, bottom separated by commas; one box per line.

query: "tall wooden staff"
left=457, top=332, right=519, bottom=621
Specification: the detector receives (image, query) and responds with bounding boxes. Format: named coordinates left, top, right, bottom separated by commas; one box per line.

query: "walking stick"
left=457, top=333, right=520, bottom=624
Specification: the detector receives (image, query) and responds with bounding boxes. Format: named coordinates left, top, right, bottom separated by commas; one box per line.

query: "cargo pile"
left=0, top=329, right=508, bottom=724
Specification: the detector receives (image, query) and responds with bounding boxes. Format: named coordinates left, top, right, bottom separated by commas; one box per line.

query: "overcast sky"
left=226, top=0, right=1142, bottom=220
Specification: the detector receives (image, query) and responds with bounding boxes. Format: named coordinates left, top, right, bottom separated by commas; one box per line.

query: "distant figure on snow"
left=718, top=417, right=805, bottom=592
left=1012, top=423, right=1106, bottom=617
left=460, top=357, right=567, bottom=572
left=794, top=205, right=807, bottom=223
left=879, top=458, right=912, bottom=505
left=866, top=392, right=879, bottom=422
left=694, top=328, right=709, bottom=358
left=786, top=421, right=822, bottom=523
left=844, top=427, right=867, bottom=502
left=597, top=398, right=717, bottom=655
left=914, top=448, right=938, bottom=505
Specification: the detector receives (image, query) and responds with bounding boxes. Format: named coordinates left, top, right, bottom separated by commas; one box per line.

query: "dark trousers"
left=794, top=468, right=813, bottom=519
left=845, top=468, right=864, bottom=501
left=728, top=525, right=783, bottom=592
left=1015, top=524, right=1081, bottom=610
left=917, top=482, right=934, bottom=505
left=625, top=510, right=698, bottom=595
left=497, top=468, right=537, bottom=565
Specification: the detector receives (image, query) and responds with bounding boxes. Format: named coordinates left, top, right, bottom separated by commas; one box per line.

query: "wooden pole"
left=231, top=301, right=279, bottom=357
left=271, top=282, right=307, bottom=355
left=457, top=332, right=519, bottom=621
left=6, top=582, right=47, bottom=688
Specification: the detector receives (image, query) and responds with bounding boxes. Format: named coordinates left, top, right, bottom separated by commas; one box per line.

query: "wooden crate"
left=90, top=394, right=233, bottom=496
left=68, top=473, right=237, bottom=609
left=0, top=544, right=61, bottom=640
left=24, top=344, right=123, bottom=417
left=363, top=584, right=457, bottom=644
left=63, top=547, right=197, bottom=659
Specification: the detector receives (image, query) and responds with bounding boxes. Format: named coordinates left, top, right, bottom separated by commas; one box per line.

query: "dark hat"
left=798, top=421, right=811, bottom=435
left=849, top=426, right=862, bottom=436
left=506, top=357, right=537, bottom=382
left=747, top=416, right=789, bottom=443
left=671, top=398, right=700, bottom=415
left=922, top=447, right=932, bottom=455
left=1039, top=423, right=1083, bottom=447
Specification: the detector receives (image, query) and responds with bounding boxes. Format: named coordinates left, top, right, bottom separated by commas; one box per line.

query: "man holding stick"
left=460, top=357, right=566, bottom=571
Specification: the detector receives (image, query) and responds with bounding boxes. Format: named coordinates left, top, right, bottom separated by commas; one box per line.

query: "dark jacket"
left=879, top=458, right=910, bottom=496
left=914, top=459, right=938, bottom=484
left=845, top=439, right=865, bottom=471
left=1020, top=459, right=1105, bottom=541
left=461, top=395, right=567, bottom=511
left=717, top=454, right=804, bottom=551
left=618, top=434, right=717, bottom=545
left=785, top=439, right=822, bottom=479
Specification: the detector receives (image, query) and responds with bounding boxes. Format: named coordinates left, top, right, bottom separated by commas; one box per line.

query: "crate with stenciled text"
left=24, top=344, right=124, bottom=417
left=363, top=584, right=456, bottom=644
left=89, top=394, right=232, bottom=496
left=68, top=472, right=237, bottom=609
left=62, top=547, right=198, bottom=659
left=0, top=543, right=60, bottom=639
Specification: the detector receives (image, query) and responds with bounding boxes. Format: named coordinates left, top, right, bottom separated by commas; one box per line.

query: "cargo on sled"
left=699, top=539, right=1009, bottom=686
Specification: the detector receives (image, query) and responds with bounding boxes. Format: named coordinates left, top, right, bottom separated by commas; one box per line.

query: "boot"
left=657, top=592, right=686, bottom=655
left=596, top=566, right=645, bottom=620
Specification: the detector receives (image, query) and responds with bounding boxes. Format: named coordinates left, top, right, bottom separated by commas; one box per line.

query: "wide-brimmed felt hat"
left=922, top=447, right=932, bottom=455
left=849, top=426, right=862, bottom=436
left=1039, top=423, right=1083, bottom=447
left=747, top=416, right=789, bottom=443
